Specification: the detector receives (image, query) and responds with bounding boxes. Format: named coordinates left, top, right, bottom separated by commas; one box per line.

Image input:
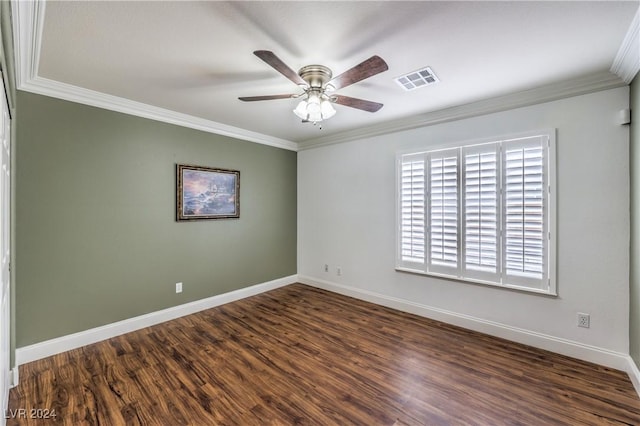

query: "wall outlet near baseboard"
left=324, top=264, right=329, bottom=272
left=176, top=282, right=183, bottom=294
left=577, top=312, right=590, bottom=328
left=336, top=267, right=342, bottom=276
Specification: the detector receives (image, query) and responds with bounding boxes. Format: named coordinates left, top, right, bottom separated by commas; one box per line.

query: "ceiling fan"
left=239, top=50, right=389, bottom=125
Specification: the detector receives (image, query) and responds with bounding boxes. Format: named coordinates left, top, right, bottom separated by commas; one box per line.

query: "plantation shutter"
left=502, top=136, right=547, bottom=289
left=463, top=144, right=499, bottom=280
left=429, top=149, right=459, bottom=274
left=396, top=131, right=554, bottom=294
left=399, top=154, right=425, bottom=268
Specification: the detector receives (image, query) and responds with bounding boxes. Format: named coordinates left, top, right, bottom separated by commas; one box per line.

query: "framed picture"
left=176, top=164, right=240, bottom=221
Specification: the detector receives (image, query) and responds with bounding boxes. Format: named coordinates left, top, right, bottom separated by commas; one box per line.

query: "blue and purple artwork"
left=178, top=165, right=240, bottom=220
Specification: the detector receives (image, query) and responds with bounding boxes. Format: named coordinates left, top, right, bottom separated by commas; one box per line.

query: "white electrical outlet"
left=324, top=264, right=329, bottom=272
left=577, top=312, right=590, bottom=328
left=176, top=282, right=183, bottom=294
left=337, top=267, right=342, bottom=276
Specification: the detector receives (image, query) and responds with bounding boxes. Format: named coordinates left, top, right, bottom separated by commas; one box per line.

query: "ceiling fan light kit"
left=239, top=51, right=388, bottom=126
left=293, top=64, right=336, bottom=123
left=293, top=92, right=336, bottom=123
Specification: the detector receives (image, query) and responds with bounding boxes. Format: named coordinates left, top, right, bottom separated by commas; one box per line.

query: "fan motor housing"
left=298, top=65, right=332, bottom=88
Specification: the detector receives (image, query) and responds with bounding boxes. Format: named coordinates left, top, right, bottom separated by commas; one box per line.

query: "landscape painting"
left=176, top=164, right=240, bottom=221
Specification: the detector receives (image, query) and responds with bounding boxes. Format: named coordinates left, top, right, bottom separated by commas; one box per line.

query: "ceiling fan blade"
left=333, top=95, right=383, bottom=112
left=254, top=50, right=306, bottom=86
left=328, top=56, right=388, bottom=90
left=238, top=94, right=296, bottom=101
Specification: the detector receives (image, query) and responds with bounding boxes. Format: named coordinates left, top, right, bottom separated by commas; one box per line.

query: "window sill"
left=395, top=267, right=558, bottom=297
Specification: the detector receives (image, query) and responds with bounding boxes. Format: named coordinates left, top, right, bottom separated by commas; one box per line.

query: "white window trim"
left=396, top=130, right=557, bottom=296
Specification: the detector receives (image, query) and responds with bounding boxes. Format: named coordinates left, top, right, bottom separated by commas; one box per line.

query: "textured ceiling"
left=37, top=1, right=638, bottom=144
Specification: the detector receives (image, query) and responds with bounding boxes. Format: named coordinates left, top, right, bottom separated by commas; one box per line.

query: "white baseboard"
left=298, top=275, right=631, bottom=373
left=626, top=356, right=640, bottom=397
left=16, top=275, right=298, bottom=366
left=9, top=367, right=18, bottom=389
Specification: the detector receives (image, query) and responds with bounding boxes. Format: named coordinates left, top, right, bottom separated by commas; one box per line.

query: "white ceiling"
left=25, top=1, right=640, bottom=146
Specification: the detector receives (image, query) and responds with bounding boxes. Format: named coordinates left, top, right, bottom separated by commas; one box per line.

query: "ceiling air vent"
left=394, top=67, right=439, bottom=91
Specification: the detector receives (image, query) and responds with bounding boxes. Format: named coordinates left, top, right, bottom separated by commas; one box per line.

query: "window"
left=397, top=132, right=556, bottom=295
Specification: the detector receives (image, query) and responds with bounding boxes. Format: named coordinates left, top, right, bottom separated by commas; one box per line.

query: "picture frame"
left=176, top=164, right=240, bottom=221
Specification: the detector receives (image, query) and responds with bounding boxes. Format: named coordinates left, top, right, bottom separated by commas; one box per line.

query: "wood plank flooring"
left=8, top=283, right=640, bottom=425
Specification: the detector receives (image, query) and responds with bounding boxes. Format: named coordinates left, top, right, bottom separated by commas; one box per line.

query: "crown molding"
left=11, top=0, right=45, bottom=89
left=11, top=0, right=298, bottom=152
left=611, top=5, right=640, bottom=84
left=21, top=76, right=299, bottom=151
left=11, top=0, right=635, bottom=153
left=298, top=71, right=626, bottom=150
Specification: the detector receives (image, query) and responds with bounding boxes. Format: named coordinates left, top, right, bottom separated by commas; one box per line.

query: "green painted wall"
left=631, top=75, right=640, bottom=367
left=16, top=92, right=297, bottom=347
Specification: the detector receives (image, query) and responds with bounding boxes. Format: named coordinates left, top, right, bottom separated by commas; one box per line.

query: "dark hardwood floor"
left=8, top=284, right=640, bottom=425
